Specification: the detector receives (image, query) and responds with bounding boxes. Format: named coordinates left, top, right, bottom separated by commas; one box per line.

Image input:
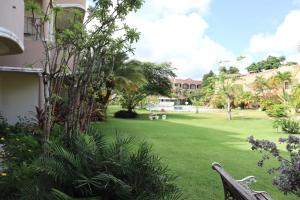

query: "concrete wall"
left=0, top=39, right=44, bottom=68
left=0, top=0, right=24, bottom=55
left=0, top=72, right=40, bottom=124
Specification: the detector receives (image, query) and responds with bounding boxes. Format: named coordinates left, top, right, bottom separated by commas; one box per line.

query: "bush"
left=248, top=135, right=300, bottom=197
left=210, top=94, right=226, bottom=109
left=266, top=104, right=287, bottom=117
left=114, top=110, right=138, bottom=119
left=280, top=118, right=300, bottom=134
left=0, top=116, right=43, bottom=200
left=0, top=120, right=182, bottom=199
left=9, top=130, right=182, bottom=199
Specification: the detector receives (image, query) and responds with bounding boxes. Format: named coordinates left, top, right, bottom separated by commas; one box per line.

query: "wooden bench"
left=149, top=114, right=159, bottom=120
left=212, top=162, right=272, bottom=200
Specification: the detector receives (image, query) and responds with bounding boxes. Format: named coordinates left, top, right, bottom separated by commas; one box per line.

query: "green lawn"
left=95, top=107, right=298, bottom=200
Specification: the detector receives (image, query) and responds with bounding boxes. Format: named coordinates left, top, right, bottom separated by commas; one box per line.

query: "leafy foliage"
left=266, top=104, right=287, bottom=118
left=23, top=130, right=182, bottom=199
left=0, top=116, right=43, bottom=200
left=280, top=119, right=300, bottom=134
left=114, top=110, right=138, bottom=119
left=246, top=56, right=286, bottom=73
left=219, top=66, right=240, bottom=74
left=118, top=61, right=175, bottom=112
left=216, top=72, right=241, bottom=120
left=248, top=135, right=300, bottom=196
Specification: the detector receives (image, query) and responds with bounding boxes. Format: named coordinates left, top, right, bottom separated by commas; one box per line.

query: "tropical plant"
left=266, top=104, right=287, bottom=118
left=197, top=72, right=216, bottom=105
left=209, top=94, right=226, bottom=109
left=253, top=76, right=269, bottom=99
left=25, top=0, right=144, bottom=143
left=280, top=118, right=300, bottom=134
left=248, top=135, right=300, bottom=197
left=234, top=90, right=254, bottom=109
left=118, top=62, right=175, bottom=114
left=14, top=130, right=182, bottom=200
left=96, top=57, right=145, bottom=120
left=216, top=72, right=241, bottom=120
left=274, top=71, right=292, bottom=106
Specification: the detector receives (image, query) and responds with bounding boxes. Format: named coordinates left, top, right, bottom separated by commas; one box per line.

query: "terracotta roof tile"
left=171, top=78, right=201, bottom=85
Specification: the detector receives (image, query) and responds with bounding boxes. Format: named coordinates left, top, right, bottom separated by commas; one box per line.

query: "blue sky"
left=87, top=0, right=300, bottom=79
left=205, top=0, right=298, bottom=54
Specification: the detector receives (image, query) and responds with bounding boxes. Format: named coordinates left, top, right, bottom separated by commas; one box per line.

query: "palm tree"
left=218, top=72, right=240, bottom=120
left=21, top=130, right=182, bottom=199
left=274, top=71, right=292, bottom=105
left=96, top=54, right=145, bottom=119
left=253, top=76, right=268, bottom=98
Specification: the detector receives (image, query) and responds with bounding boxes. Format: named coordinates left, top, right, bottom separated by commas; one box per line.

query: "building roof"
left=171, top=78, right=201, bottom=85
left=0, top=66, right=43, bottom=74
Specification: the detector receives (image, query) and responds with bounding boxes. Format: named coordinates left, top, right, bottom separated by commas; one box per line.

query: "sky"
left=87, top=0, right=300, bottom=79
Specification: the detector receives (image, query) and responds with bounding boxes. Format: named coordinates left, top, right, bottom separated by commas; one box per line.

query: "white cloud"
left=249, top=10, right=300, bottom=54
left=126, top=0, right=236, bottom=79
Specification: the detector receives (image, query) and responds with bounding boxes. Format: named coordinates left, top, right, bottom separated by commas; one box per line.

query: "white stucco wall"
left=0, top=72, right=39, bottom=124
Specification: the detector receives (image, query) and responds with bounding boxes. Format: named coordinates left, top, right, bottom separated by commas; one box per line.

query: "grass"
left=95, top=107, right=298, bottom=200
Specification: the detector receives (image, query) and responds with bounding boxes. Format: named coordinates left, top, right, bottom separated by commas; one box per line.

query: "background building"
left=236, top=65, right=300, bottom=95
left=172, top=78, right=201, bottom=93
left=0, top=0, right=85, bottom=123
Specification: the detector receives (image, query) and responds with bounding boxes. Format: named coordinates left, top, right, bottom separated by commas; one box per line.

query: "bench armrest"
left=238, top=176, right=256, bottom=185
left=238, top=176, right=256, bottom=192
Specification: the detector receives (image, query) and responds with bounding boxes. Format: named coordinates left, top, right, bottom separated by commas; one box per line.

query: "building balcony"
left=0, top=16, right=44, bottom=68
left=56, top=0, right=86, bottom=11
left=0, top=38, right=44, bottom=68
left=0, top=0, right=24, bottom=55
left=55, top=0, right=86, bottom=31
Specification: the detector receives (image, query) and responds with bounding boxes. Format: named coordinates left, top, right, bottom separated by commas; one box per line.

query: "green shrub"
left=280, top=119, right=300, bottom=134
left=22, top=130, right=181, bottom=199
left=114, top=110, right=138, bottom=119
left=0, top=116, right=43, bottom=200
left=266, top=104, right=287, bottom=117
left=0, top=126, right=182, bottom=199
left=209, top=94, right=226, bottom=109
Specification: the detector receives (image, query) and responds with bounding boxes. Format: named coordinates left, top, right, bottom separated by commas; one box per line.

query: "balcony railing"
left=24, top=17, right=43, bottom=40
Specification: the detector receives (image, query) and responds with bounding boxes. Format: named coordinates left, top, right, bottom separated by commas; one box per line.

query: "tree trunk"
left=227, top=97, right=232, bottom=120
left=282, top=84, right=286, bottom=107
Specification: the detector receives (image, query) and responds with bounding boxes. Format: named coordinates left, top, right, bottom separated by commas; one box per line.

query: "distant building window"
left=197, top=84, right=201, bottom=89
left=183, top=84, right=189, bottom=89
left=190, top=84, right=196, bottom=89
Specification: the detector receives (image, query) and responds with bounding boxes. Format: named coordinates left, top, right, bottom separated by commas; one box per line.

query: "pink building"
left=0, top=0, right=85, bottom=123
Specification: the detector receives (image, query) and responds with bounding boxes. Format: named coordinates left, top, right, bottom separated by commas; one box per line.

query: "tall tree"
left=119, top=62, right=175, bottom=113
left=217, top=72, right=240, bottom=120
left=247, top=56, right=286, bottom=73
left=202, top=70, right=215, bottom=87
left=274, top=71, right=292, bottom=106
left=26, top=0, right=144, bottom=144
left=253, top=76, right=269, bottom=98
left=96, top=56, right=145, bottom=119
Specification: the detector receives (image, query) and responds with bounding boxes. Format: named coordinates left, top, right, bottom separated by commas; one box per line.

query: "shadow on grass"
left=96, top=116, right=298, bottom=200
left=231, top=116, right=265, bottom=120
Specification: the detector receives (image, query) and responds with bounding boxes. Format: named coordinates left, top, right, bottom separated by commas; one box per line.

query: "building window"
left=183, top=84, right=189, bottom=89
left=24, top=16, right=42, bottom=40
left=197, top=84, right=201, bottom=89
left=190, top=84, right=196, bottom=89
